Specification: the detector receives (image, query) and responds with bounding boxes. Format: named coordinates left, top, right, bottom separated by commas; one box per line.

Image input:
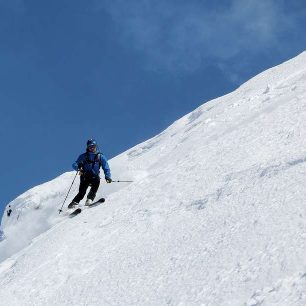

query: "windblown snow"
left=1, top=52, right=306, bottom=305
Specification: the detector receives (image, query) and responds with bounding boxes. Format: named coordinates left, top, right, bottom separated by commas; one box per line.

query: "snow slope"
left=1, top=52, right=306, bottom=305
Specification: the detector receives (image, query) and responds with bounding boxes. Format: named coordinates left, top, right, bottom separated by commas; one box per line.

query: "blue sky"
left=1, top=0, right=306, bottom=216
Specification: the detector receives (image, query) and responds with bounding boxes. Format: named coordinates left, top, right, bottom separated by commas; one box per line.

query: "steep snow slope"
left=1, top=52, right=306, bottom=305
left=0, top=164, right=137, bottom=262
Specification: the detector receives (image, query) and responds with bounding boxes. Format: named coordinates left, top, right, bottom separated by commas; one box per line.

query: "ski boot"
left=68, top=201, right=78, bottom=209
left=85, top=199, right=93, bottom=206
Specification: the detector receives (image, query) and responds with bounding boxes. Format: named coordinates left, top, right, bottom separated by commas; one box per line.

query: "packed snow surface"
left=1, top=52, right=306, bottom=305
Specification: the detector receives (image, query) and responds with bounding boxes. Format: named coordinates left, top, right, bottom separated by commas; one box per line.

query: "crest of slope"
left=1, top=52, right=306, bottom=305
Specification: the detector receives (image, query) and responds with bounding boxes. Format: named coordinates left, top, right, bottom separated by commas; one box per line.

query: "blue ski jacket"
left=72, top=151, right=111, bottom=179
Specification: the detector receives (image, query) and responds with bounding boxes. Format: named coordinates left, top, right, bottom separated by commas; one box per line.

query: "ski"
left=69, top=208, right=82, bottom=217
left=87, top=197, right=105, bottom=207
left=69, top=198, right=105, bottom=217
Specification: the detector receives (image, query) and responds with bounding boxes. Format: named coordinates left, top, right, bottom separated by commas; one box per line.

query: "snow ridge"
left=1, top=51, right=306, bottom=305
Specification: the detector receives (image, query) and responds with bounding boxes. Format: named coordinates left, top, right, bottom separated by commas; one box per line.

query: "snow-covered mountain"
left=1, top=52, right=306, bottom=305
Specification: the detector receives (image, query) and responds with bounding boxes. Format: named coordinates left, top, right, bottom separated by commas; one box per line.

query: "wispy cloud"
left=99, top=0, right=297, bottom=74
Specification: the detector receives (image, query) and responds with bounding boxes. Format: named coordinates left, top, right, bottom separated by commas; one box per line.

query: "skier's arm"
left=72, top=154, right=85, bottom=171
left=100, top=155, right=111, bottom=180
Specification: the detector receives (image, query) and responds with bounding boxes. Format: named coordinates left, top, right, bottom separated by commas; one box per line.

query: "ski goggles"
left=87, top=143, right=96, bottom=149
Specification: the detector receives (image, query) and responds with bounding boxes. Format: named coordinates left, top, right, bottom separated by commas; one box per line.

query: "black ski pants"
left=73, top=175, right=100, bottom=203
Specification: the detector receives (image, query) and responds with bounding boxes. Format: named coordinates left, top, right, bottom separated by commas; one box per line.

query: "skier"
left=7, top=205, right=12, bottom=217
left=68, top=139, right=112, bottom=209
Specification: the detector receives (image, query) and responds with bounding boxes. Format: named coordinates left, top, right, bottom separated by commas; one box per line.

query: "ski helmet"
left=87, top=139, right=97, bottom=148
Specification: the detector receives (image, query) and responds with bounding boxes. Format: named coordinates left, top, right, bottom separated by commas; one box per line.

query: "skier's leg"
left=72, top=176, right=90, bottom=203
left=87, top=177, right=100, bottom=201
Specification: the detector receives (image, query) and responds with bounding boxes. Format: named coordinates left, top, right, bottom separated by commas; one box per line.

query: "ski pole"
left=111, top=180, right=133, bottom=183
left=58, top=171, right=78, bottom=214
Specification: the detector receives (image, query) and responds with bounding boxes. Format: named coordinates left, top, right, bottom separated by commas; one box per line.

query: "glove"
left=78, top=167, right=84, bottom=176
left=105, top=177, right=112, bottom=183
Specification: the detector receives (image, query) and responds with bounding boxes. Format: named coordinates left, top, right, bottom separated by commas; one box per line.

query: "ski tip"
left=69, top=208, right=82, bottom=217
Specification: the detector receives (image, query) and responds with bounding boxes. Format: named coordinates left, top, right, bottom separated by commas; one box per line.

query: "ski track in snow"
left=1, top=52, right=306, bottom=305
